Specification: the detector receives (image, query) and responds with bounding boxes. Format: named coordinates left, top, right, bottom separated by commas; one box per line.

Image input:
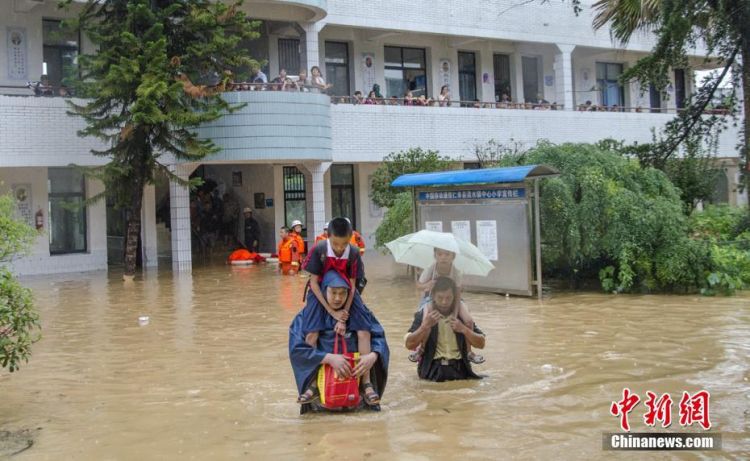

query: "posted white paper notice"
left=425, top=221, right=443, bottom=232
left=451, top=220, right=471, bottom=242
left=476, top=220, right=498, bottom=261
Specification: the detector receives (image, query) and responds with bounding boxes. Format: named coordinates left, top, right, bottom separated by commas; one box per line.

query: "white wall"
left=0, top=167, right=107, bottom=276
left=330, top=104, right=742, bottom=162
left=0, top=96, right=108, bottom=167
left=324, top=0, right=684, bottom=54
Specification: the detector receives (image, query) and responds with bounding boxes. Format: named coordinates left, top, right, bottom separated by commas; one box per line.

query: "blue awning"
left=391, top=164, right=559, bottom=187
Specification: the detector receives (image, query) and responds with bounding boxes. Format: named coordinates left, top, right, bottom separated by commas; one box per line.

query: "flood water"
left=2, top=255, right=749, bottom=460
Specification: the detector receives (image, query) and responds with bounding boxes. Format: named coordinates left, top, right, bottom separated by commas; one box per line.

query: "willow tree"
left=586, top=0, right=750, bottom=206
left=62, top=0, right=260, bottom=278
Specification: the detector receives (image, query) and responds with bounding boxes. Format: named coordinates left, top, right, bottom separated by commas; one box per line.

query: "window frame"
left=42, top=18, right=81, bottom=89
left=596, top=61, right=626, bottom=107
left=329, top=164, right=356, bottom=230
left=324, top=41, right=351, bottom=97
left=48, top=167, right=88, bottom=255
left=384, top=46, right=428, bottom=98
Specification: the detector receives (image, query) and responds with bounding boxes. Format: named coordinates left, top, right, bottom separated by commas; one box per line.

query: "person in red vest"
left=277, top=226, right=301, bottom=275
left=290, top=220, right=306, bottom=258
left=314, top=224, right=329, bottom=246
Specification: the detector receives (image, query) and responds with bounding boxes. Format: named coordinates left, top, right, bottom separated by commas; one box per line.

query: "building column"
left=479, top=43, right=494, bottom=103
left=299, top=162, right=331, bottom=243
left=554, top=44, right=576, bottom=110
left=169, top=164, right=194, bottom=273
left=301, top=21, right=322, bottom=74
left=141, top=184, right=158, bottom=267
left=512, top=51, right=525, bottom=103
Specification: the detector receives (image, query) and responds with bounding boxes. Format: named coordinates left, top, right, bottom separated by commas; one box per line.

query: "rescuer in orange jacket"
left=290, top=220, right=306, bottom=259
left=278, top=226, right=301, bottom=275
left=314, top=224, right=329, bottom=246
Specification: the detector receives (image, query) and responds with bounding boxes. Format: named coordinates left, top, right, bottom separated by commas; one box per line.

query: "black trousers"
left=424, top=358, right=471, bottom=382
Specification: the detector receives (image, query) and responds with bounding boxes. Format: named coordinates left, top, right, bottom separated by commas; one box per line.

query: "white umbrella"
left=385, top=230, right=495, bottom=276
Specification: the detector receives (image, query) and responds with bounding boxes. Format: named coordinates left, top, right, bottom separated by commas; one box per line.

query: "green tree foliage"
left=62, top=0, right=261, bottom=277
left=371, top=148, right=453, bottom=250
left=0, top=194, right=41, bottom=372
left=370, top=148, right=453, bottom=208
left=610, top=138, right=723, bottom=213
left=374, top=192, right=414, bottom=250
left=586, top=0, right=750, bottom=205
left=480, top=141, right=747, bottom=293
left=688, top=204, right=750, bottom=295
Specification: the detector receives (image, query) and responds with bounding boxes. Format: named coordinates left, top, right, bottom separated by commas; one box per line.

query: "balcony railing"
left=2, top=82, right=731, bottom=116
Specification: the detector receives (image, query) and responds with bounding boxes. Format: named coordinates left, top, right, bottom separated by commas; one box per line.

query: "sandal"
left=362, top=383, right=380, bottom=405
left=297, top=387, right=319, bottom=404
left=468, top=351, right=485, bottom=364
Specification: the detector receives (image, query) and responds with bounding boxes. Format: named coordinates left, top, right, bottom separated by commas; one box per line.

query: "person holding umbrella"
left=385, top=230, right=493, bottom=365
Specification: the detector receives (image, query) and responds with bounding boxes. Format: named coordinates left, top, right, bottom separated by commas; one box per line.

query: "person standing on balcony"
left=438, top=85, right=451, bottom=107
left=271, top=68, right=287, bottom=90
left=310, top=66, right=333, bottom=94
left=296, top=69, right=309, bottom=92
left=250, top=64, right=267, bottom=87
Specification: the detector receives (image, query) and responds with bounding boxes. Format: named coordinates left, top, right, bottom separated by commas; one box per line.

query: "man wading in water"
left=405, top=277, right=486, bottom=381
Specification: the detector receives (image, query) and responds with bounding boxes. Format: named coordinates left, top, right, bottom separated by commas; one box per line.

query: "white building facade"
left=0, top=0, right=746, bottom=275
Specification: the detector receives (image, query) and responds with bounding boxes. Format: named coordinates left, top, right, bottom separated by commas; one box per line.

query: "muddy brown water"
left=1, top=255, right=748, bottom=460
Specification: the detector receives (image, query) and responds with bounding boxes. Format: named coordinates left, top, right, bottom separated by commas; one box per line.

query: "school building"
left=0, top=0, right=746, bottom=275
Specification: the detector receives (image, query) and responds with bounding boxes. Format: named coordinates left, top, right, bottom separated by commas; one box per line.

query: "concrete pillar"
left=169, top=164, right=194, bottom=273
left=301, top=21, right=322, bottom=74
left=479, top=43, right=494, bottom=103
left=141, top=184, right=158, bottom=267
left=299, top=162, right=331, bottom=243
left=554, top=44, right=576, bottom=110
left=512, top=51, right=525, bottom=103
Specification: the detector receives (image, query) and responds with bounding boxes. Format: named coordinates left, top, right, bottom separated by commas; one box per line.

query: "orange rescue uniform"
left=278, top=237, right=300, bottom=275
left=350, top=230, right=365, bottom=254
left=290, top=231, right=306, bottom=258
left=314, top=232, right=328, bottom=246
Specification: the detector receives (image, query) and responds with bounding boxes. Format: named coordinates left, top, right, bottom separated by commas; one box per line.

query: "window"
left=325, top=41, right=350, bottom=97
left=278, top=38, right=301, bottom=76
left=522, top=56, right=542, bottom=103
left=283, top=166, right=306, bottom=231
left=493, top=54, right=512, bottom=102
left=596, top=62, right=625, bottom=107
left=674, top=69, right=686, bottom=109
left=463, top=162, right=481, bottom=170
left=48, top=168, right=86, bottom=254
left=649, top=84, right=662, bottom=113
left=42, top=19, right=79, bottom=90
left=330, top=164, right=356, bottom=230
left=458, top=51, right=477, bottom=105
left=384, top=46, right=427, bottom=98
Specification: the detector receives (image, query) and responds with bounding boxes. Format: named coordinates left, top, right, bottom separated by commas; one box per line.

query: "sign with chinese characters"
left=424, top=221, right=443, bottom=232
left=361, top=53, right=376, bottom=93
left=7, top=27, right=28, bottom=80
left=11, top=183, right=33, bottom=227
left=476, top=220, right=498, bottom=261
left=450, top=220, right=470, bottom=242
left=418, top=188, right=525, bottom=201
left=439, top=59, right=451, bottom=88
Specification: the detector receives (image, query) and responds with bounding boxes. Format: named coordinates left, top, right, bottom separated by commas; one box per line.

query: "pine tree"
left=61, top=0, right=260, bottom=278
